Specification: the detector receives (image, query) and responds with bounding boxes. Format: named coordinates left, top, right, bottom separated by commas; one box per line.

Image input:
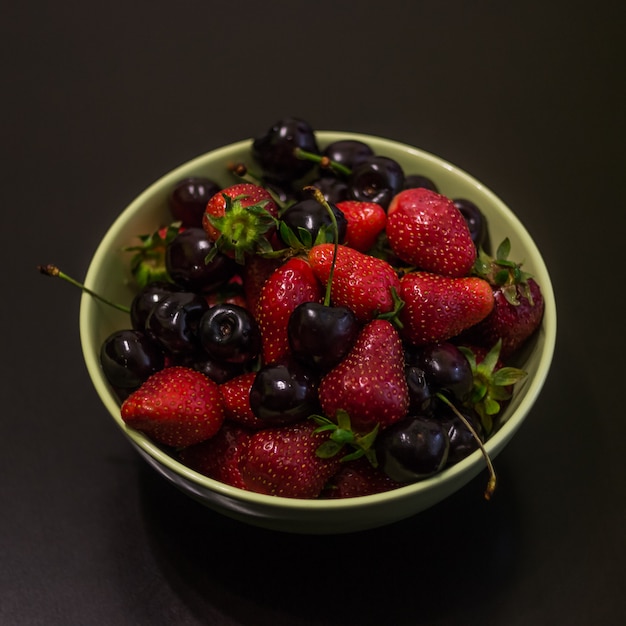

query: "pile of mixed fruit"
left=42, top=118, right=545, bottom=500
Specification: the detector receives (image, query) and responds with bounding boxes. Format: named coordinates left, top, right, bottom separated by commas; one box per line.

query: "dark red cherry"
left=404, top=174, right=439, bottom=192
left=100, top=329, right=165, bottom=390
left=453, top=198, right=491, bottom=252
left=279, top=198, right=348, bottom=246
left=252, top=117, right=319, bottom=184
left=249, top=358, right=320, bottom=425
left=198, top=303, right=261, bottom=365
left=321, top=139, right=374, bottom=175
left=288, top=302, right=359, bottom=371
left=349, top=156, right=405, bottom=209
left=165, top=227, right=237, bottom=293
left=169, top=177, right=221, bottom=227
left=376, top=415, right=450, bottom=482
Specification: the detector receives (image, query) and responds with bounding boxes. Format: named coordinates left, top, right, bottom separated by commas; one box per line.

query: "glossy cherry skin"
left=145, top=291, right=209, bottom=355
left=348, top=156, right=405, bottom=209
left=376, top=415, right=450, bottom=482
left=198, top=303, right=261, bottom=365
left=453, top=198, right=491, bottom=252
left=252, top=117, right=319, bottom=184
left=288, top=302, right=359, bottom=371
left=169, top=177, right=221, bottom=228
left=130, top=280, right=183, bottom=330
left=100, top=329, right=165, bottom=390
left=279, top=198, right=348, bottom=246
left=439, top=405, right=484, bottom=466
left=321, top=139, right=374, bottom=175
left=299, top=177, right=351, bottom=204
left=406, top=342, right=473, bottom=402
left=166, top=227, right=237, bottom=293
left=404, top=365, right=433, bottom=413
left=249, top=358, right=320, bottom=425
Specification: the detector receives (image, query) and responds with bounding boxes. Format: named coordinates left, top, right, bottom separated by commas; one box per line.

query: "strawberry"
left=241, top=420, right=342, bottom=498
left=120, top=366, right=225, bottom=448
left=242, top=254, right=283, bottom=317
left=463, top=238, right=545, bottom=358
left=255, top=256, right=323, bottom=364
left=335, top=200, right=387, bottom=252
left=322, top=457, right=400, bottom=498
left=125, top=222, right=183, bottom=288
left=202, top=183, right=278, bottom=263
left=386, top=187, right=476, bottom=277
left=308, top=243, right=401, bottom=322
left=399, top=271, right=494, bottom=346
left=318, top=319, right=409, bottom=434
left=178, top=422, right=252, bottom=489
left=219, top=372, right=266, bottom=430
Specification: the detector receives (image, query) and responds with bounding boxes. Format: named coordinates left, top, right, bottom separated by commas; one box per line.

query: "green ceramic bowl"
left=79, top=132, right=557, bottom=534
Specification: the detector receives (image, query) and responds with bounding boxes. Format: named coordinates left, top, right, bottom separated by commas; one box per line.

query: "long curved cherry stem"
left=436, top=392, right=497, bottom=500
left=38, top=264, right=131, bottom=314
left=294, top=148, right=352, bottom=177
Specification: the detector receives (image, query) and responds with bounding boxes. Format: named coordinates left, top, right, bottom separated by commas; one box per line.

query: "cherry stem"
left=304, top=186, right=339, bottom=307
left=294, top=148, right=352, bottom=177
left=38, top=264, right=131, bottom=314
left=436, top=392, right=497, bottom=500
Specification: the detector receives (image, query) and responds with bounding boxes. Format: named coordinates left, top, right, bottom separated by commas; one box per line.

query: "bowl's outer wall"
left=80, top=133, right=556, bottom=534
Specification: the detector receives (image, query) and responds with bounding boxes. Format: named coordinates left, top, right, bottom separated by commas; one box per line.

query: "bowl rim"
left=79, top=131, right=557, bottom=511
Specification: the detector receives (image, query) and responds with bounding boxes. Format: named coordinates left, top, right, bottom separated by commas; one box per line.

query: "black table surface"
left=4, top=2, right=625, bottom=624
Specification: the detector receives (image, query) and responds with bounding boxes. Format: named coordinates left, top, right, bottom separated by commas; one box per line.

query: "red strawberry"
left=308, top=243, right=401, bottom=322
left=463, top=238, right=545, bottom=358
left=318, top=319, right=409, bottom=434
left=178, top=422, right=252, bottom=489
left=323, top=457, right=400, bottom=498
left=386, top=188, right=476, bottom=277
left=335, top=200, right=387, bottom=252
left=120, top=366, right=225, bottom=447
left=399, top=271, right=494, bottom=346
left=219, top=372, right=266, bottom=430
left=255, top=256, right=323, bottom=364
left=242, top=254, right=283, bottom=318
left=202, top=183, right=278, bottom=263
left=241, top=420, right=342, bottom=498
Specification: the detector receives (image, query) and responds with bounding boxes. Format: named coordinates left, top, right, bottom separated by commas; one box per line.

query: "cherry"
left=100, top=329, right=165, bottom=391
left=406, top=342, right=473, bottom=402
left=165, top=227, right=236, bottom=293
left=404, top=365, right=433, bottom=413
left=299, top=177, right=351, bottom=204
left=348, top=155, right=405, bottom=209
left=279, top=198, right=348, bottom=246
left=453, top=198, right=491, bottom=252
left=404, top=174, right=439, bottom=192
left=252, top=117, right=320, bottom=184
left=288, top=302, right=359, bottom=371
left=198, top=303, right=261, bottom=365
left=438, top=405, right=484, bottom=466
left=169, top=177, right=221, bottom=228
left=376, top=415, right=450, bottom=482
left=249, top=358, right=320, bottom=425
left=145, top=290, right=209, bottom=355
left=130, top=280, right=183, bottom=330
left=320, top=139, right=374, bottom=175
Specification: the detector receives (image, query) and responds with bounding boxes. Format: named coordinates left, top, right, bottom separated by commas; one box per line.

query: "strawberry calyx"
left=311, top=410, right=379, bottom=465
left=472, top=238, right=535, bottom=306
left=458, top=339, right=528, bottom=435
left=125, top=222, right=182, bottom=288
left=205, top=193, right=277, bottom=265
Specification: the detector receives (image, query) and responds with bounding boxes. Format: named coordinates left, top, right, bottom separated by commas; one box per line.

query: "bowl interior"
left=79, top=132, right=557, bottom=529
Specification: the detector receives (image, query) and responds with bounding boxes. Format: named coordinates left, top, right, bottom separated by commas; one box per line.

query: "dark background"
left=3, top=1, right=625, bottom=624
